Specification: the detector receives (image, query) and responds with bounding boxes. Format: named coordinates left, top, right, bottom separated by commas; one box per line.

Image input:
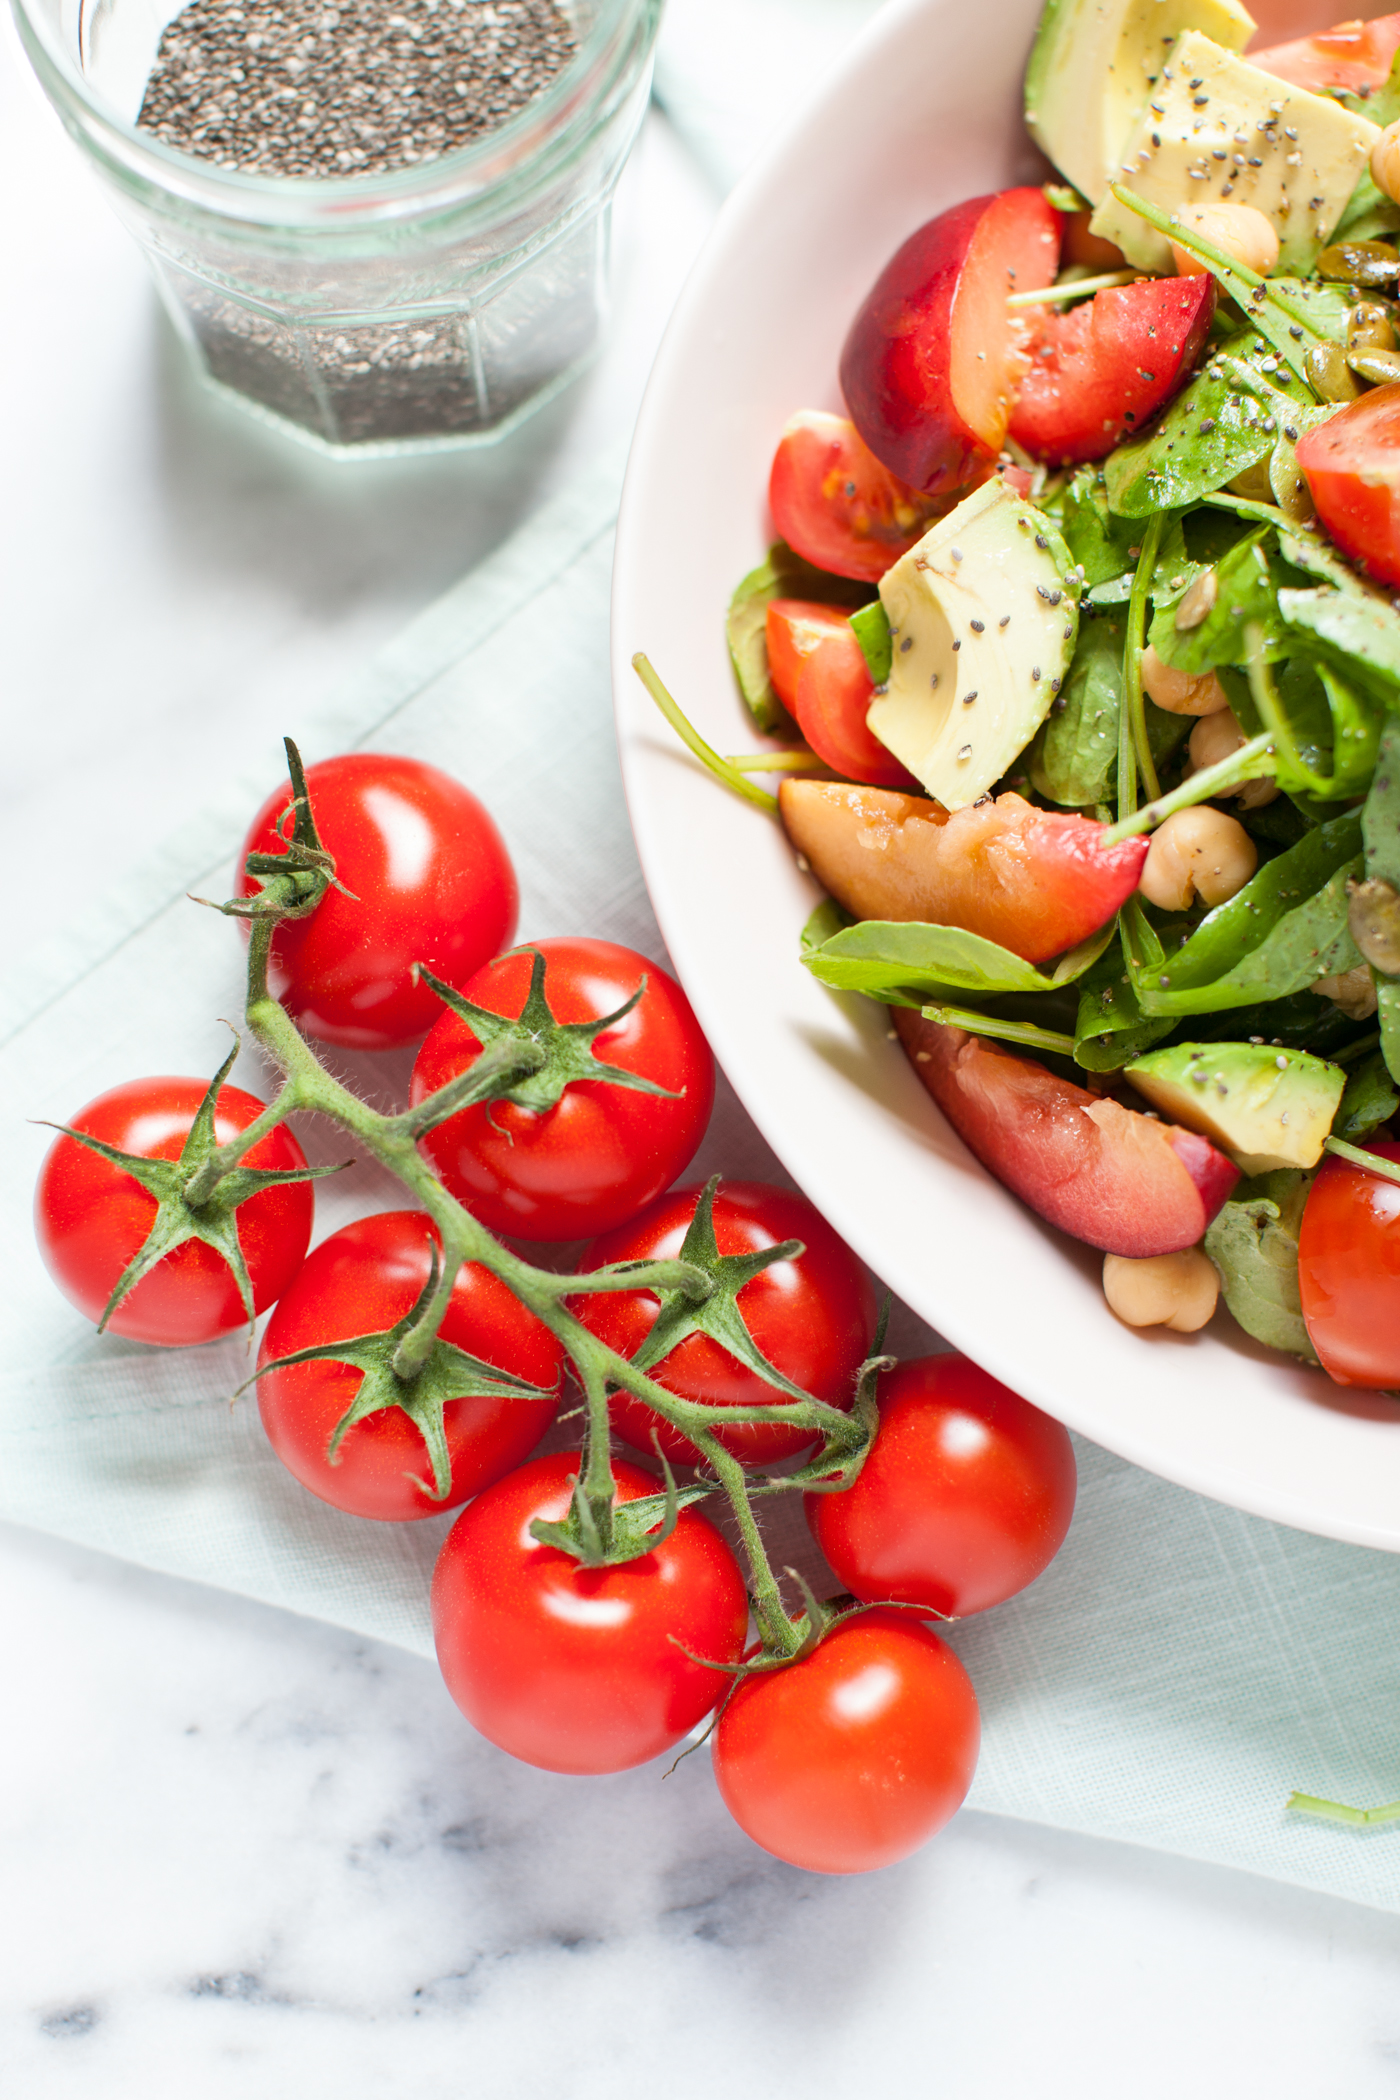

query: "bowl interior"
left=611, top=0, right=1400, bottom=1551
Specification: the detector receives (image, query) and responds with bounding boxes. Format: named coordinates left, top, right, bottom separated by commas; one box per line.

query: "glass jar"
left=11, top=0, right=661, bottom=454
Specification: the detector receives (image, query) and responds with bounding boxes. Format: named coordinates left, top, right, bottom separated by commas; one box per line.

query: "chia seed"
left=137, top=0, right=577, bottom=180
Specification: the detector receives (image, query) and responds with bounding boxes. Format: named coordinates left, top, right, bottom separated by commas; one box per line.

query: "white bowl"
left=611, top=0, right=1400, bottom=1551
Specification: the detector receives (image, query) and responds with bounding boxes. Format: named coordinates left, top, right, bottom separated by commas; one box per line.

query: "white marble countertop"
left=7, top=20, right=1400, bottom=2094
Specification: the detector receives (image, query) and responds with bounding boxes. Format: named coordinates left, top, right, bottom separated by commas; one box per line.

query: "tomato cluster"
left=33, top=746, right=1081, bottom=1876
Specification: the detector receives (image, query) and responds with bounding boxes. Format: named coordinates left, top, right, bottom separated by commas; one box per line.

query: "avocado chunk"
left=1125, top=1039, right=1345, bottom=1175
left=1025, top=0, right=1255, bottom=208
left=1089, top=31, right=1379, bottom=275
left=871, top=482, right=1079, bottom=813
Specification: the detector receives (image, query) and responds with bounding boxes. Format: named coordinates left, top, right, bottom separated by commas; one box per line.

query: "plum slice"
left=840, top=188, right=1060, bottom=494
left=893, top=1011, right=1239, bottom=1258
left=779, top=780, right=1148, bottom=966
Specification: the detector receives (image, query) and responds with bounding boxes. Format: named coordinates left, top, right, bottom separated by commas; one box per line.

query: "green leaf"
left=1362, top=720, right=1400, bottom=1083
left=800, top=917, right=1116, bottom=1002
left=1105, top=338, right=1311, bottom=521
left=1073, top=918, right=1178, bottom=1070
left=1149, top=526, right=1287, bottom=675
left=1204, top=1170, right=1319, bottom=1363
left=1136, top=813, right=1365, bottom=1017
left=1335, top=1051, right=1400, bottom=1141
left=800, top=897, right=852, bottom=954
left=1331, top=169, right=1400, bottom=243
left=1277, top=584, right=1400, bottom=709
left=1029, top=613, right=1125, bottom=808
left=1061, top=471, right=1140, bottom=590
left=726, top=543, right=870, bottom=734
left=849, top=599, right=892, bottom=684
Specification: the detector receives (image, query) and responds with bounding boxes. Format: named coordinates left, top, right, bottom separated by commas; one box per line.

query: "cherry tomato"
left=409, top=938, right=715, bottom=1241
left=805, top=1354, right=1077, bottom=1616
left=765, top=601, right=915, bottom=787
left=712, top=1610, right=980, bottom=1874
left=255, top=1210, right=563, bottom=1519
left=432, top=1451, right=749, bottom=1773
left=1298, top=1139, right=1400, bottom=1387
left=1007, top=275, right=1215, bottom=466
left=1251, top=13, right=1400, bottom=96
left=768, top=410, right=949, bottom=582
left=572, top=1181, right=878, bottom=1466
left=1296, top=389, right=1400, bottom=591
left=237, top=751, right=518, bottom=1050
left=34, top=1077, right=314, bottom=1347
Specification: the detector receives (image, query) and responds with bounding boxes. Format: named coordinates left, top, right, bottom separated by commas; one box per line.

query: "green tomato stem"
left=1287, top=1790, right=1400, bottom=1826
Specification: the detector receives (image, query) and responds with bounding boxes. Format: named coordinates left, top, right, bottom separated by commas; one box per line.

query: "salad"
left=645, top=0, right=1400, bottom=1392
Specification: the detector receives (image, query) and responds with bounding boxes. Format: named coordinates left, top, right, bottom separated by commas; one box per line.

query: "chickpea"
left=1186, top=710, right=1279, bottom=809
left=1371, top=120, right=1400, bottom=207
left=1141, top=645, right=1230, bottom=717
left=1103, top=1249, right=1219, bottom=1333
left=1170, top=204, right=1280, bottom=279
left=1139, top=804, right=1258, bottom=911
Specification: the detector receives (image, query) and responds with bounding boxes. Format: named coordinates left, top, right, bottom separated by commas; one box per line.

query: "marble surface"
left=7, top=15, right=1400, bottom=2093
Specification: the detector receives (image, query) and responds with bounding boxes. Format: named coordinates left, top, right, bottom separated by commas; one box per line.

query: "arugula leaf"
left=1335, top=1051, right=1400, bottom=1141
left=1029, top=613, right=1124, bottom=808
left=1073, top=927, right=1177, bottom=1070
left=1135, top=813, right=1365, bottom=1017
left=1062, top=471, right=1139, bottom=590
left=1203, top=1170, right=1319, bottom=1363
left=1331, top=170, right=1400, bottom=244
left=1150, top=527, right=1286, bottom=673
left=726, top=544, right=870, bottom=734
left=1362, top=720, right=1400, bottom=1083
left=800, top=917, right=1115, bottom=1002
left=1105, top=338, right=1311, bottom=520
left=1278, top=585, right=1400, bottom=708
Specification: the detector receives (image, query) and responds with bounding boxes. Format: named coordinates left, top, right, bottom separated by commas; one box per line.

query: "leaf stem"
left=1323, top=1136, right=1400, bottom=1185
left=633, top=653, right=780, bottom=813
left=1006, top=269, right=1139, bottom=308
left=1287, top=1790, right=1400, bottom=1827
left=1101, top=732, right=1277, bottom=844
left=1120, top=513, right=1163, bottom=819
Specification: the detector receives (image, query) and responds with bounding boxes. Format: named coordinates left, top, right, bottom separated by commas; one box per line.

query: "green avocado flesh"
left=872, top=481, right=1079, bottom=812
left=1024, top=0, right=1255, bottom=207
left=1125, top=1039, right=1345, bottom=1174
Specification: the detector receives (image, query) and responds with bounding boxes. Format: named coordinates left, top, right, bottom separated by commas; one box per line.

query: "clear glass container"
left=11, top=0, right=661, bottom=454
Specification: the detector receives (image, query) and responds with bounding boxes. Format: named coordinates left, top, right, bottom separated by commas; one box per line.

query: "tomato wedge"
left=1296, top=386, right=1400, bottom=589
left=1298, top=1139, right=1400, bottom=1387
left=768, top=411, right=950, bottom=583
left=778, top=780, right=1149, bottom=964
left=1008, top=276, right=1216, bottom=466
left=765, top=601, right=916, bottom=787
left=1250, top=12, right=1400, bottom=93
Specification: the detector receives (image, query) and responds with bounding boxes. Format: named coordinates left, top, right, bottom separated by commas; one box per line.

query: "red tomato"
left=768, top=411, right=950, bottom=582
left=1297, top=389, right=1400, bottom=591
left=432, top=1451, right=749, bottom=1773
left=1008, top=275, right=1216, bottom=466
left=764, top=602, right=916, bottom=787
left=712, top=1611, right=980, bottom=1874
left=34, top=1077, right=314, bottom=1346
left=572, top=1180, right=877, bottom=1466
left=237, top=752, right=518, bottom=1050
left=1251, top=13, right=1400, bottom=93
left=255, top=1210, right=563, bottom=1519
left=1298, top=1139, right=1400, bottom=1387
left=409, top=938, right=715, bottom=1241
left=805, top=1354, right=1077, bottom=1616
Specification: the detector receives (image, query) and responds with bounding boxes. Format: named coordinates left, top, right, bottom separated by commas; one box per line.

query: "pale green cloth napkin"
left=4, top=0, right=1400, bottom=1915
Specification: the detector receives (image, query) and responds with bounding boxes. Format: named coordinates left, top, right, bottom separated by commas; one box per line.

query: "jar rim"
left=11, top=0, right=655, bottom=225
